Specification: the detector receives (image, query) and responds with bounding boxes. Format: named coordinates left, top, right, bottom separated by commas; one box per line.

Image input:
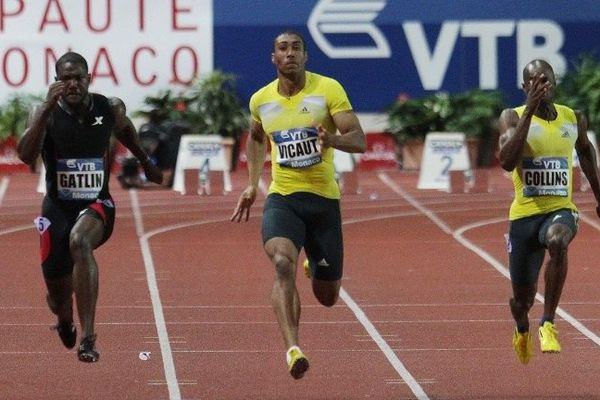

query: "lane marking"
left=129, top=190, right=181, bottom=400
left=340, top=288, right=430, bottom=400
left=379, top=171, right=600, bottom=348
left=136, top=209, right=431, bottom=399
left=454, top=219, right=600, bottom=347
left=377, top=172, right=452, bottom=234
left=0, top=224, right=32, bottom=236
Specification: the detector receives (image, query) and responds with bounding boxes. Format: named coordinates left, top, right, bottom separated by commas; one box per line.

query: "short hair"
left=522, top=59, right=553, bottom=82
left=273, top=30, right=307, bottom=52
left=55, top=52, right=88, bottom=74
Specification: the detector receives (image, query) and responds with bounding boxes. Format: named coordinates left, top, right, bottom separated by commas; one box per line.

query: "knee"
left=69, top=231, right=93, bottom=258
left=272, top=254, right=295, bottom=281
left=546, top=234, right=569, bottom=259
left=510, top=296, right=533, bottom=313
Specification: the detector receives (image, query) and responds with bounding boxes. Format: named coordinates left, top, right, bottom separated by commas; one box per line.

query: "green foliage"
left=132, top=90, right=193, bottom=122
left=0, top=94, right=42, bottom=140
left=444, top=89, right=504, bottom=139
left=386, top=89, right=505, bottom=143
left=136, top=70, right=249, bottom=138
left=186, top=70, right=248, bottom=137
left=556, top=55, right=600, bottom=134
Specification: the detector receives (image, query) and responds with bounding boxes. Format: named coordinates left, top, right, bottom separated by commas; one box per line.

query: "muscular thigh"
left=36, top=197, right=79, bottom=279
left=537, top=208, right=579, bottom=245
left=262, top=193, right=305, bottom=250
left=80, top=198, right=116, bottom=247
left=299, top=193, right=343, bottom=281
left=261, top=192, right=343, bottom=281
left=35, top=197, right=116, bottom=279
left=507, top=214, right=546, bottom=286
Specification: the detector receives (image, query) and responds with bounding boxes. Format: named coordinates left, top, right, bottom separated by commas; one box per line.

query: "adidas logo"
left=300, top=106, right=310, bottom=114
left=561, top=130, right=570, bottom=138
left=317, top=258, right=329, bottom=267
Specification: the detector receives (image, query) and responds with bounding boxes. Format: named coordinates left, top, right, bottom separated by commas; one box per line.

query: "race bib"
left=522, top=157, right=569, bottom=197
left=272, top=127, right=321, bottom=168
left=57, top=158, right=105, bottom=200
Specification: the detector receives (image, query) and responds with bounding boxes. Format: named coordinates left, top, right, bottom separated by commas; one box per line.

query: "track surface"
left=1, top=169, right=600, bottom=400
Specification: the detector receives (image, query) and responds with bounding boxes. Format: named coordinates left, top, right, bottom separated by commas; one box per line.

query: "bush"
left=556, top=55, right=600, bottom=134
left=135, top=70, right=249, bottom=139
left=386, top=89, right=504, bottom=144
left=0, top=94, right=42, bottom=140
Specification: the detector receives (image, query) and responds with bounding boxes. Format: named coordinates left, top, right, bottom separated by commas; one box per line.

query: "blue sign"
left=214, top=0, right=600, bottom=112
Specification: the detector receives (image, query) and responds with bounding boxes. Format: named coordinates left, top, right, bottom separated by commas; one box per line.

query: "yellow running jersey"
left=249, top=71, right=353, bottom=199
left=509, top=104, right=578, bottom=220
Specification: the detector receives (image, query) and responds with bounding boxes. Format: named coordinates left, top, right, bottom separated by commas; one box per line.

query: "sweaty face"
left=56, top=62, right=91, bottom=106
left=272, top=34, right=306, bottom=74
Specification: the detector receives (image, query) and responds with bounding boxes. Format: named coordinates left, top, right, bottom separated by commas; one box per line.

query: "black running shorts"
left=262, top=192, right=343, bottom=281
left=506, top=208, right=578, bottom=286
left=35, top=196, right=116, bottom=280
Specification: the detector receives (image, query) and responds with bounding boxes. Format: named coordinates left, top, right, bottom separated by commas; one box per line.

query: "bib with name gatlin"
left=509, top=104, right=578, bottom=220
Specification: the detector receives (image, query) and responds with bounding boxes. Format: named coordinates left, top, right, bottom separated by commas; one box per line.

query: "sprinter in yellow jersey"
left=231, top=31, right=366, bottom=379
left=498, top=60, right=600, bottom=364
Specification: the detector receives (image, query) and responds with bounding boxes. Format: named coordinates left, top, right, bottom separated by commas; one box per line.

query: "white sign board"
left=0, top=0, right=213, bottom=112
left=417, top=132, right=471, bottom=190
left=172, top=134, right=230, bottom=193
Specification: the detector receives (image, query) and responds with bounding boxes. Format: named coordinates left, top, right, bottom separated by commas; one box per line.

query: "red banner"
left=358, top=132, right=399, bottom=171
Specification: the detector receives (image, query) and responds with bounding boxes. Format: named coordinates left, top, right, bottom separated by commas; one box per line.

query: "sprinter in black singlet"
left=17, top=52, right=162, bottom=363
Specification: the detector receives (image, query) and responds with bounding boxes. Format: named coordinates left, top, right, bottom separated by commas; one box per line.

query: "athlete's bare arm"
left=17, top=82, right=66, bottom=165
left=317, top=110, right=366, bottom=153
left=109, top=97, right=163, bottom=185
left=498, top=72, right=552, bottom=171
left=231, top=119, right=267, bottom=222
left=574, top=110, right=600, bottom=217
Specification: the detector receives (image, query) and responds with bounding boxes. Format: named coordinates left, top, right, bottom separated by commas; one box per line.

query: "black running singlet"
left=42, top=93, right=115, bottom=203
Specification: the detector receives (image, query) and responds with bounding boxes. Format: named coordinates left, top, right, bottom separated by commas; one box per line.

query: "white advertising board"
left=0, top=0, right=213, bottom=112
left=172, top=134, right=230, bottom=193
left=417, top=132, right=471, bottom=190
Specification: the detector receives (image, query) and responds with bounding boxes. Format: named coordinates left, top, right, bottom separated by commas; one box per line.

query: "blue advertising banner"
left=214, top=0, right=600, bottom=112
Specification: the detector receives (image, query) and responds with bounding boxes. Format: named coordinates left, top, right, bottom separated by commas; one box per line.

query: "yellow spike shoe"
left=287, top=346, right=309, bottom=379
left=512, top=329, right=533, bottom=364
left=303, top=259, right=312, bottom=279
left=539, top=321, right=561, bottom=353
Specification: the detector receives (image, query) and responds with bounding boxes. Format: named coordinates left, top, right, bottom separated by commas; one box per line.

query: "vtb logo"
left=308, top=0, right=390, bottom=58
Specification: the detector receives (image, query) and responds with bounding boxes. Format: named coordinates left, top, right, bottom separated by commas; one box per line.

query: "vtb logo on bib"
left=272, top=128, right=321, bottom=168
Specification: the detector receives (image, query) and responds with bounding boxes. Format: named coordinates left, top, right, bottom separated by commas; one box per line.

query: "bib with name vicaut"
left=272, top=127, right=321, bottom=168
left=522, top=156, right=569, bottom=197
left=57, top=158, right=104, bottom=200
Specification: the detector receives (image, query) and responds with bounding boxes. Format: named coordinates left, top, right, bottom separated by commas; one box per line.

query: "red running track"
left=1, top=169, right=600, bottom=400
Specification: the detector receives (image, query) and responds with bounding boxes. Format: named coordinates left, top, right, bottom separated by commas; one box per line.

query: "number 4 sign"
left=417, top=132, right=471, bottom=190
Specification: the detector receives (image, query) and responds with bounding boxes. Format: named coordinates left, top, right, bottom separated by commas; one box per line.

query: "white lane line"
left=0, top=224, right=32, bottom=236
left=377, top=172, right=452, bottom=234
left=454, top=219, right=600, bottom=347
left=129, top=190, right=181, bottom=400
left=379, top=171, right=600, bottom=348
left=341, top=288, right=430, bottom=399
left=0, top=176, right=9, bottom=206
left=136, top=207, right=430, bottom=399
